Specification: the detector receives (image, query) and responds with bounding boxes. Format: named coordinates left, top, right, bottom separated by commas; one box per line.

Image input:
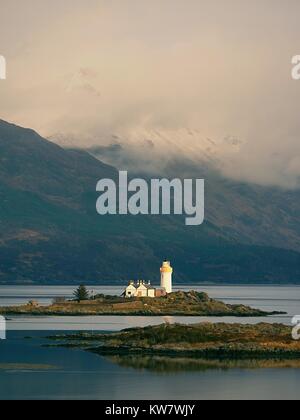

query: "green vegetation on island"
left=73, top=285, right=90, bottom=302
left=47, top=323, right=300, bottom=362
left=0, top=291, right=285, bottom=317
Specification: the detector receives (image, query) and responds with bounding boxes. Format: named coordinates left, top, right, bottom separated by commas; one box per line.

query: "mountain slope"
left=0, top=120, right=299, bottom=284
left=88, top=139, right=300, bottom=253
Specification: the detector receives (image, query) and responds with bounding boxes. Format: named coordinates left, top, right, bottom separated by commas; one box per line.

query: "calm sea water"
left=0, top=285, right=298, bottom=330
left=0, top=285, right=299, bottom=400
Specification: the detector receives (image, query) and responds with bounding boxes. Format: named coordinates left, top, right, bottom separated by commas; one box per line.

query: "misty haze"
left=1, top=0, right=300, bottom=188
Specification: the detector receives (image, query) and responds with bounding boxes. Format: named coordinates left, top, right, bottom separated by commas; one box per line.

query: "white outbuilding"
left=125, top=280, right=157, bottom=298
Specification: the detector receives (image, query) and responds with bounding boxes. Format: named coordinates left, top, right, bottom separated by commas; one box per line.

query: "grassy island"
left=0, top=291, right=284, bottom=317
left=48, top=323, right=300, bottom=362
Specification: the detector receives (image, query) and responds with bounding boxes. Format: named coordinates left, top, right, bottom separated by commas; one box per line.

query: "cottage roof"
left=137, top=283, right=155, bottom=290
left=144, top=284, right=156, bottom=290
left=126, top=281, right=156, bottom=290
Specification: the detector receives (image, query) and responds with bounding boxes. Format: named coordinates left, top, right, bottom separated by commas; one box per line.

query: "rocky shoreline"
left=46, top=322, right=300, bottom=361
left=0, top=291, right=285, bottom=317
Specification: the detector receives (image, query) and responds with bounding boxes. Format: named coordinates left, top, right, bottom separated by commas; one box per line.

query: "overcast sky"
left=1, top=0, right=300, bottom=188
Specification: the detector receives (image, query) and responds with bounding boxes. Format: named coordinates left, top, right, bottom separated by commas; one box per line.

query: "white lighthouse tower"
left=160, top=260, right=173, bottom=294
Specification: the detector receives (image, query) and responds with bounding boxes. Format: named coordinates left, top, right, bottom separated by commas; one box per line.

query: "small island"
left=47, top=323, right=300, bottom=361
left=0, top=261, right=285, bottom=318
left=0, top=290, right=284, bottom=317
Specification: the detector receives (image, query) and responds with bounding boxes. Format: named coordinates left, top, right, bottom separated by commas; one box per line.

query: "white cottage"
left=124, top=280, right=157, bottom=298
left=125, top=281, right=138, bottom=298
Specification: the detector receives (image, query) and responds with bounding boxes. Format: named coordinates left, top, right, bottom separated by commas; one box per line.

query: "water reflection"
left=1, top=331, right=300, bottom=400
left=106, top=354, right=300, bottom=374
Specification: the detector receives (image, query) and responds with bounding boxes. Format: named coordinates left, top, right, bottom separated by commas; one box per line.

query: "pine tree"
left=73, top=285, right=89, bottom=302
